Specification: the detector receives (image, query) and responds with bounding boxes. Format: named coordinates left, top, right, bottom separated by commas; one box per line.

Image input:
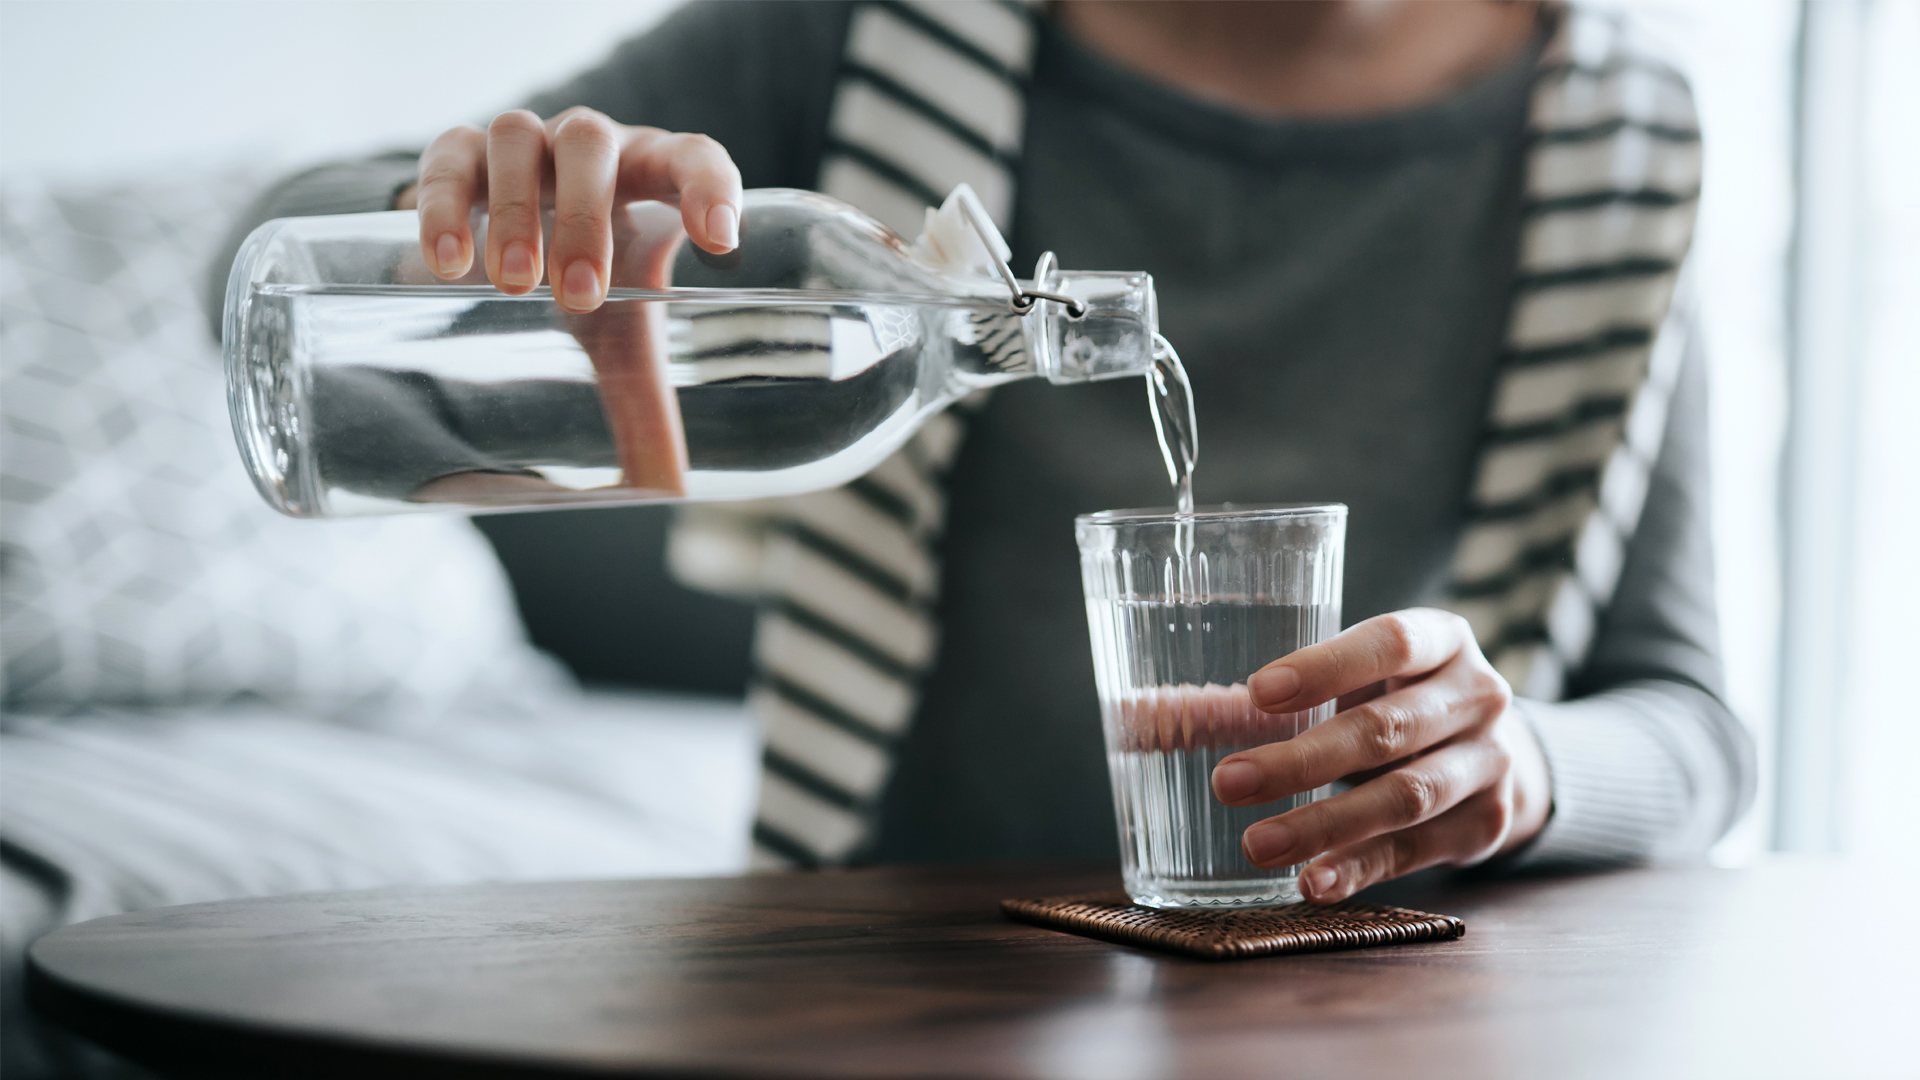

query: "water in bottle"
left=225, top=187, right=1162, bottom=517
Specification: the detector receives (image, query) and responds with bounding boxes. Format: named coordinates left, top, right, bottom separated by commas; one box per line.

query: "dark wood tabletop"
left=26, top=857, right=1910, bottom=1080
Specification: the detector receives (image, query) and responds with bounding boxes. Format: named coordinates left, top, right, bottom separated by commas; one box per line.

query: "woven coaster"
left=1003, top=890, right=1465, bottom=961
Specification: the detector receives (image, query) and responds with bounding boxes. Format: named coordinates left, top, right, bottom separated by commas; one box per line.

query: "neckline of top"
left=1033, top=12, right=1551, bottom=164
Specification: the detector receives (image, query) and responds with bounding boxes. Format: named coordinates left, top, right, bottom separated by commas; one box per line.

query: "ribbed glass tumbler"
left=1076, top=504, right=1347, bottom=908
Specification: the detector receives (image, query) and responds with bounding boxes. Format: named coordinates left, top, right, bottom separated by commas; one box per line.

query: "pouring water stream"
left=1146, top=332, right=1198, bottom=563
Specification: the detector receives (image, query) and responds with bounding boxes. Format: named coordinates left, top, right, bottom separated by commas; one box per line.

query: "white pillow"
left=0, top=174, right=569, bottom=725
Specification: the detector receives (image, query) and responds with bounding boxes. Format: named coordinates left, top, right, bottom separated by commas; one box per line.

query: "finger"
left=1298, top=786, right=1514, bottom=904
left=415, top=126, right=486, bottom=278
left=1213, top=653, right=1509, bottom=806
left=616, top=129, right=743, bottom=253
left=484, top=109, right=550, bottom=293
left=1237, top=737, right=1509, bottom=869
left=1249, top=609, right=1475, bottom=713
left=544, top=109, right=621, bottom=312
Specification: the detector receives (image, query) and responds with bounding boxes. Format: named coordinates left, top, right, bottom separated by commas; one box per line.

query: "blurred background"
left=3, top=0, right=1914, bottom=864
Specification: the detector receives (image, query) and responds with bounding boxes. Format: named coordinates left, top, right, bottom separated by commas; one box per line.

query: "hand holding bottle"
left=227, top=190, right=1158, bottom=517
left=396, top=107, right=743, bottom=313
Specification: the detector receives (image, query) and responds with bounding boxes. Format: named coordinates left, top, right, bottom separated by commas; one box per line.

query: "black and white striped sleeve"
left=1504, top=317, right=1757, bottom=869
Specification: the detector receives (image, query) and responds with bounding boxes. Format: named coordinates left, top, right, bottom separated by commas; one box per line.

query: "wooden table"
left=27, top=858, right=1912, bottom=1080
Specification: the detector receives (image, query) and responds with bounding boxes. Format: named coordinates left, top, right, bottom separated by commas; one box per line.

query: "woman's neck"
left=1052, top=1, right=1544, bottom=118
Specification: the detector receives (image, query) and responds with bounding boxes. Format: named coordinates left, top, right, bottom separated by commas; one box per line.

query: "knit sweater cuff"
left=262, top=155, right=422, bottom=219
left=206, top=155, right=422, bottom=337
left=1500, top=694, right=1687, bottom=871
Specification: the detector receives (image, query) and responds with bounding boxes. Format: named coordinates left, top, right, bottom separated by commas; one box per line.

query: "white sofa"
left=0, top=174, right=759, bottom=1078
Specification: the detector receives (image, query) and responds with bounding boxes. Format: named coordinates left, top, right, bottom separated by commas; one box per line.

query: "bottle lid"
left=908, top=184, right=1009, bottom=280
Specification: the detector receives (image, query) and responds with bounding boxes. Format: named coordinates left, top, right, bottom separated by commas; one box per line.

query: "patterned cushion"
left=0, top=175, right=568, bottom=723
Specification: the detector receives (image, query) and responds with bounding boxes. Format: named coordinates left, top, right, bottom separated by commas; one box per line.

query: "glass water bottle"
left=224, top=186, right=1159, bottom=517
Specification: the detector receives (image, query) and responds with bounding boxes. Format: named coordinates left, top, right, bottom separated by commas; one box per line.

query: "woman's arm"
left=1506, top=321, right=1757, bottom=868
left=203, top=0, right=851, bottom=332
left=1211, top=320, right=1756, bottom=902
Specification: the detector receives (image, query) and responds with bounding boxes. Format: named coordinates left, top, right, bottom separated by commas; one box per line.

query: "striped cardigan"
left=658, top=1, right=1703, bottom=868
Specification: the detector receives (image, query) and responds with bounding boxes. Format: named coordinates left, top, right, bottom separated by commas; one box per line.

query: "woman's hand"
left=1211, top=608, right=1552, bottom=903
left=395, top=107, right=743, bottom=313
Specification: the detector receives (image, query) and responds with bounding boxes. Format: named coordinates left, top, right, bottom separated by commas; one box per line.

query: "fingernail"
left=706, top=203, right=739, bottom=249
left=1212, top=759, right=1261, bottom=803
left=1242, top=821, right=1296, bottom=865
left=561, top=261, right=601, bottom=310
left=435, top=233, right=462, bottom=276
left=1249, top=665, right=1301, bottom=708
left=501, top=242, right=538, bottom=288
left=1304, top=864, right=1340, bottom=901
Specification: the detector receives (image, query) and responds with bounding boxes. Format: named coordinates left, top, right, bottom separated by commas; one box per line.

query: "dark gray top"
left=221, top=0, right=1752, bottom=869
left=878, top=14, right=1542, bottom=860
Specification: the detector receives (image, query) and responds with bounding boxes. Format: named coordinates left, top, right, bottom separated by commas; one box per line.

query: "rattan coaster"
left=1003, top=890, right=1465, bottom=960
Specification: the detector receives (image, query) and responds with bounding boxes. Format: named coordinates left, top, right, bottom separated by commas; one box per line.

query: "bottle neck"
left=1026, top=268, right=1160, bottom=385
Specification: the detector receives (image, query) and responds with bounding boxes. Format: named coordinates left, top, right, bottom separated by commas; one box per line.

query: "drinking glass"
left=1076, top=504, right=1346, bottom=908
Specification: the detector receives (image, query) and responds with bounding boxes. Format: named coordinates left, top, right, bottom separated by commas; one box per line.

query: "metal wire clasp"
left=957, top=197, right=1086, bottom=318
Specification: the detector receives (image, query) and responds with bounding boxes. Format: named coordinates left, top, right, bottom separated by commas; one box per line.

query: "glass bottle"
left=225, top=186, right=1159, bottom=517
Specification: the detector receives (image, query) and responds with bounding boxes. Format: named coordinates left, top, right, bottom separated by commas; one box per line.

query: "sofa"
left=0, top=173, right=760, bottom=1077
